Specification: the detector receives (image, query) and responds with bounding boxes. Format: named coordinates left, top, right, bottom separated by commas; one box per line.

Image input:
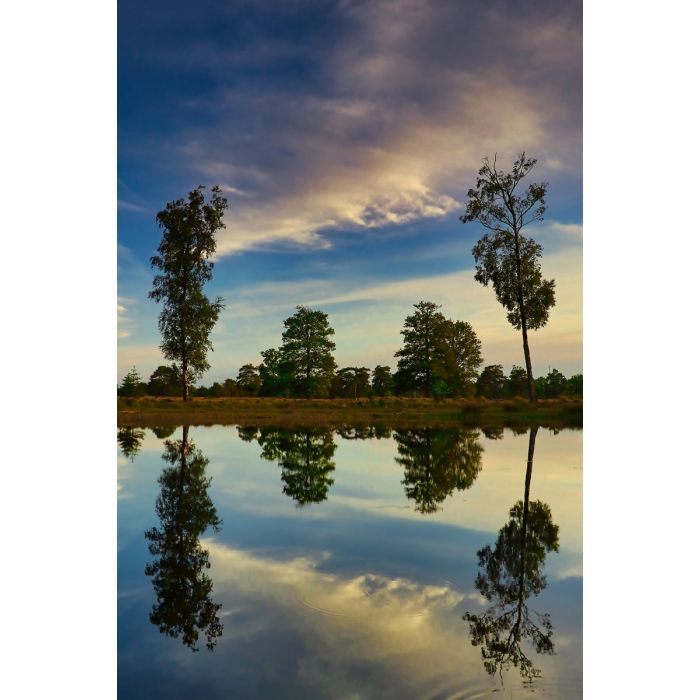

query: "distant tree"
left=461, top=154, right=556, bottom=402
left=442, top=319, right=483, bottom=396
left=333, top=367, right=371, bottom=399
left=371, top=365, right=394, bottom=397
left=148, top=364, right=180, bottom=396
left=149, top=186, right=227, bottom=402
left=223, top=378, right=238, bottom=397
left=477, top=365, right=508, bottom=398
left=209, top=381, right=227, bottom=397
left=236, top=363, right=261, bottom=396
left=395, top=301, right=482, bottom=397
left=395, top=301, right=450, bottom=397
left=280, top=306, right=337, bottom=397
left=508, top=365, right=529, bottom=398
left=119, top=367, right=145, bottom=398
left=258, top=347, right=293, bottom=397
left=542, top=368, right=567, bottom=398
left=566, top=373, right=583, bottom=397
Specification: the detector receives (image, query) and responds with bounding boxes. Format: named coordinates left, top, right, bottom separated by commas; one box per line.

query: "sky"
left=118, top=0, right=582, bottom=385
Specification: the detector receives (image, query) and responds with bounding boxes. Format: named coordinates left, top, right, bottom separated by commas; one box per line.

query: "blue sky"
left=118, top=0, right=582, bottom=384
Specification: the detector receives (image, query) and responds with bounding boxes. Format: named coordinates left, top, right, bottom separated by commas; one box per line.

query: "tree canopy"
left=149, top=185, right=227, bottom=401
left=395, top=301, right=482, bottom=397
left=276, top=306, right=337, bottom=397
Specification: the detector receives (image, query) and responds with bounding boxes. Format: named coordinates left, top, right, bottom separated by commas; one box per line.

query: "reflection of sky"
left=118, top=426, right=582, bottom=699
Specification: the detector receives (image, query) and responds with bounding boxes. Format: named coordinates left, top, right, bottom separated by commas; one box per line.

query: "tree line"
left=119, top=299, right=582, bottom=399
left=123, top=152, right=570, bottom=403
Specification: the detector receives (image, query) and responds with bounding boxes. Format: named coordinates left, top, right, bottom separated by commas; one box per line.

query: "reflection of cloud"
left=202, top=540, right=578, bottom=696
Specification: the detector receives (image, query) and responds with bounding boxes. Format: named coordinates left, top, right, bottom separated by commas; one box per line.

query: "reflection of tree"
left=150, top=425, right=177, bottom=440
left=257, top=428, right=336, bottom=506
left=144, top=425, right=223, bottom=651
left=464, top=427, right=559, bottom=683
left=335, top=425, right=391, bottom=440
left=117, top=427, right=145, bottom=461
left=394, top=428, right=483, bottom=513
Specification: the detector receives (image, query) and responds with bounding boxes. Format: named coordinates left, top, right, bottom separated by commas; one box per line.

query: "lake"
left=118, top=423, right=582, bottom=699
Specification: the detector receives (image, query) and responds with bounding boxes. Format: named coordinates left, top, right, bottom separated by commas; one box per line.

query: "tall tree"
left=149, top=186, right=227, bottom=402
left=280, top=306, right=337, bottom=397
left=461, top=154, right=555, bottom=402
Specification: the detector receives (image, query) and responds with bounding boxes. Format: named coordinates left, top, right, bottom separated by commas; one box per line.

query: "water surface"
left=118, top=424, right=582, bottom=699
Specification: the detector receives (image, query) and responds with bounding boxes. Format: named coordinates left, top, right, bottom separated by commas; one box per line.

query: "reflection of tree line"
left=238, top=425, right=484, bottom=512
left=124, top=422, right=561, bottom=675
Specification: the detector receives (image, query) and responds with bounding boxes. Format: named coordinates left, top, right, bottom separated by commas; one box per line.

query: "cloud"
left=169, top=0, right=581, bottom=254
left=117, top=199, right=148, bottom=213
left=117, top=296, right=136, bottom=339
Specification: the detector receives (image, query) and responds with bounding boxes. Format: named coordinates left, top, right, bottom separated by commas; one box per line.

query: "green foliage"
left=394, top=428, right=483, bottom=513
left=149, top=186, right=227, bottom=400
left=280, top=306, right=337, bottom=397
left=148, top=364, right=181, bottom=397
left=461, top=154, right=555, bottom=332
left=371, top=365, right=394, bottom=397
left=236, top=363, right=261, bottom=396
left=566, top=373, right=583, bottom=397
left=477, top=365, right=508, bottom=398
left=542, top=368, right=567, bottom=398
left=144, top=426, right=223, bottom=651
left=508, top=365, right=529, bottom=398
left=258, top=347, right=293, bottom=397
left=119, top=366, right=145, bottom=398
left=395, top=301, right=482, bottom=397
left=333, top=366, right=371, bottom=398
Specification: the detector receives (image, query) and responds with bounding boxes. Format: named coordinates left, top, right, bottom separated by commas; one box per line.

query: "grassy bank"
left=117, top=396, right=582, bottom=430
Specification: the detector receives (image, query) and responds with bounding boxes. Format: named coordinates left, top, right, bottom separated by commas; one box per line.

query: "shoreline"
left=117, top=396, right=582, bottom=429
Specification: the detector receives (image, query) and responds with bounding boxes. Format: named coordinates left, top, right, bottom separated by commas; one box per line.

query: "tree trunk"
left=182, top=359, right=189, bottom=402
left=513, top=229, right=537, bottom=402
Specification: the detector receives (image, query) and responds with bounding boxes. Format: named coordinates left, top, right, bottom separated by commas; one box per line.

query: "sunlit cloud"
left=174, top=0, right=581, bottom=255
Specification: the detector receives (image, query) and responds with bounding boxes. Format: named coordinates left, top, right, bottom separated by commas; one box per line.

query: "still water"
left=118, top=424, right=582, bottom=699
